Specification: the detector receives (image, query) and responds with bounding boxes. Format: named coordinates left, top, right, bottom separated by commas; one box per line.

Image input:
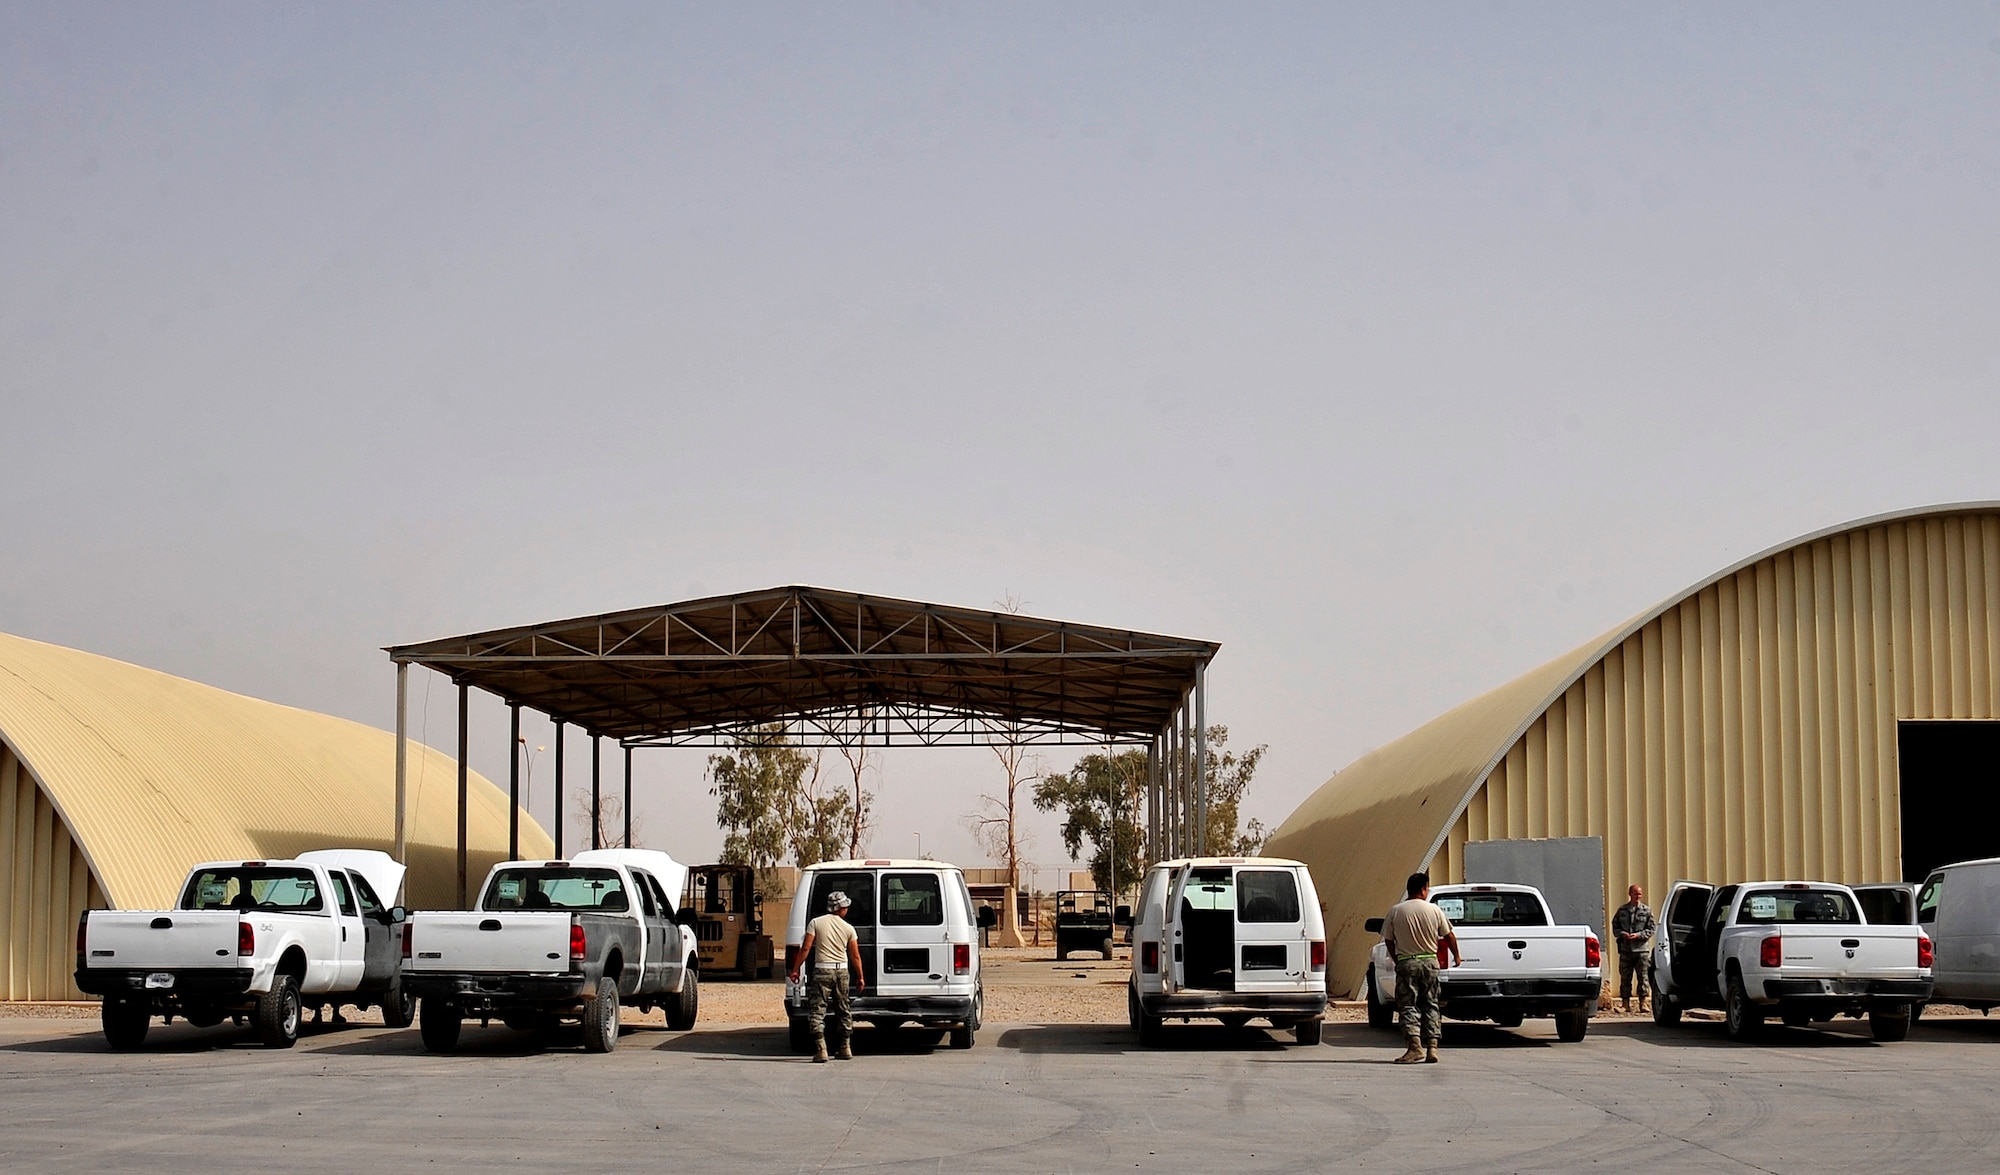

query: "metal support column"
left=455, top=681, right=469, bottom=909
left=590, top=733, right=602, bottom=852
left=553, top=719, right=566, bottom=860
left=622, top=745, right=633, bottom=848
left=508, top=702, right=521, bottom=862
left=1144, top=736, right=1159, bottom=864
left=1169, top=710, right=1183, bottom=857
left=393, top=662, right=408, bottom=865
left=1194, top=661, right=1208, bottom=857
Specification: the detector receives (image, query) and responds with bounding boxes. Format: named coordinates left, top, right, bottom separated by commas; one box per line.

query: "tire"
left=1651, top=976, right=1683, bottom=1026
left=1294, top=1018, right=1323, bottom=1046
left=1492, top=1011, right=1525, bottom=1028
left=419, top=999, right=462, bottom=1053
left=1869, top=1005, right=1912, bottom=1042
left=949, top=1022, right=975, bottom=1049
left=1056, top=948, right=1069, bottom=962
left=666, top=964, right=699, bottom=1031
left=788, top=1017, right=813, bottom=1054
left=1365, top=970, right=1395, bottom=1031
left=1554, top=1008, right=1589, bottom=1042
left=1910, top=1000, right=1926, bottom=1025
left=583, top=976, right=621, bottom=1053
left=379, top=980, right=416, bottom=1029
left=101, top=998, right=150, bottom=1050
left=1130, top=986, right=1164, bottom=1046
left=1724, top=972, right=1762, bottom=1043
left=1127, top=984, right=1141, bottom=1030
left=255, top=976, right=302, bottom=1049
left=1102, top=938, right=1116, bottom=960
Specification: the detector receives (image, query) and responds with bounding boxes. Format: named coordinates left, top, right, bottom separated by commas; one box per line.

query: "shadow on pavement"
left=1584, top=1017, right=1893, bottom=1049
left=651, top=1022, right=948, bottom=1060
left=996, top=1023, right=1289, bottom=1054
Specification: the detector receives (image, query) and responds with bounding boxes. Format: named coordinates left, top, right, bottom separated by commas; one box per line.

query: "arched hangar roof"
left=0, top=630, right=547, bottom=913
left=1266, top=502, right=2000, bottom=994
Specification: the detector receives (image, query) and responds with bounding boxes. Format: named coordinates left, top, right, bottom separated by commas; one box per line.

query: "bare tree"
left=833, top=736, right=875, bottom=858
left=572, top=790, right=643, bottom=850
left=966, top=741, right=1038, bottom=890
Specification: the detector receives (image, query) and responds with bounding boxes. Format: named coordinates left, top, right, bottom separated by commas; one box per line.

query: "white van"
left=782, top=859, right=996, bottom=1052
left=1127, top=856, right=1328, bottom=1045
left=1916, top=858, right=2000, bottom=1015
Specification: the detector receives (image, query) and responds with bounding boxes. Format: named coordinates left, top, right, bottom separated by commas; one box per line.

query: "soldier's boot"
left=835, top=1040, right=853, bottom=1060
left=1424, top=1040, right=1440, bottom=1063
left=813, top=1036, right=829, bottom=1063
left=1393, top=1038, right=1425, bottom=1064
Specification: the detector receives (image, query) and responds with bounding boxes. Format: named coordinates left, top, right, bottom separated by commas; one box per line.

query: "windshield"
left=1738, top=888, right=1859, bottom=925
left=1434, top=891, right=1548, bottom=927
left=181, top=868, right=325, bottom=913
left=484, top=868, right=630, bottom=912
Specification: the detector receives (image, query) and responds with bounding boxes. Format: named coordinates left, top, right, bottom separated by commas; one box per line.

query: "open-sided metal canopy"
left=385, top=587, right=1220, bottom=904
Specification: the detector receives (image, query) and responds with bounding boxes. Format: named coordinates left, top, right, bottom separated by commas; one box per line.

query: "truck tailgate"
left=1773, top=925, right=1926, bottom=980
left=1452, top=927, right=1596, bottom=982
left=84, top=911, right=239, bottom=970
left=404, top=912, right=573, bottom=973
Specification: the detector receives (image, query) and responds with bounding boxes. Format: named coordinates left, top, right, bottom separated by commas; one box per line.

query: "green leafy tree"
left=707, top=725, right=856, bottom=869
left=1197, top=726, right=1269, bottom=856
left=1033, top=748, right=1146, bottom=895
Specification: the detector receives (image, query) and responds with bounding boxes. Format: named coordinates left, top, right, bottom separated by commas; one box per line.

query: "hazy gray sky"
left=6, top=3, right=1999, bottom=881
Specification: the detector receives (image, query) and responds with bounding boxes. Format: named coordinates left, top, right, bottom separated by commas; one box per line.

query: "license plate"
left=144, top=972, right=175, bottom=989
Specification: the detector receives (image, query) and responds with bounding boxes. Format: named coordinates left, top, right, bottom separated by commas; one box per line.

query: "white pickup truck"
left=1650, top=880, right=1934, bottom=1042
left=1363, top=883, right=1601, bottom=1041
left=400, top=848, right=700, bottom=1053
left=74, top=850, right=411, bottom=1050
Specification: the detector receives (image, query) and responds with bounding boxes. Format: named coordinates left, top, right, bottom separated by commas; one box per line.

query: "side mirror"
left=976, top=906, right=999, bottom=929
left=389, top=906, right=408, bottom=924
left=1364, top=917, right=1384, bottom=934
left=675, top=906, right=699, bottom=928
left=1114, top=905, right=1133, bottom=926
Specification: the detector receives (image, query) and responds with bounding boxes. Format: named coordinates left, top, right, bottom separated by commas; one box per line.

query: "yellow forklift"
left=683, top=864, right=775, bottom=979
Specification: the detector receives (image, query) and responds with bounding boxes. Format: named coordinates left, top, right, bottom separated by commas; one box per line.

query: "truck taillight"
left=402, top=921, right=413, bottom=959
left=570, top=921, right=587, bottom=962
left=1310, top=941, right=1326, bottom=972
left=1919, top=935, right=1934, bottom=968
left=785, top=944, right=800, bottom=974
left=1760, top=935, right=1782, bottom=968
left=1142, top=942, right=1160, bottom=974
left=1584, top=936, right=1601, bottom=968
left=953, top=943, right=971, bottom=975
left=239, top=921, right=255, bottom=957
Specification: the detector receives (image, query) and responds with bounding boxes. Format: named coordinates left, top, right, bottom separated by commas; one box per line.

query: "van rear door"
left=1932, top=862, right=2000, bottom=1001
left=876, top=871, right=948, bottom=995
left=804, top=871, right=877, bottom=993
left=1176, top=866, right=1237, bottom=992
left=1233, top=867, right=1308, bottom=992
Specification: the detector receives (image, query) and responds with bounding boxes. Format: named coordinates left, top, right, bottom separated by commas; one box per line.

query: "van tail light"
left=785, top=944, right=801, bottom=974
left=1584, top=936, right=1601, bottom=969
left=1142, top=942, right=1160, bottom=974
left=1918, top=935, right=1934, bottom=968
left=239, top=921, right=256, bottom=957
left=570, top=920, right=587, bottom=963
left=1760, top=935, right=1782, bottom=968
left=1309, top=941, right=1326, bottom=972
left=953, top=943, right=971, bottom=975
left=402, top=921, right=413, bottom=959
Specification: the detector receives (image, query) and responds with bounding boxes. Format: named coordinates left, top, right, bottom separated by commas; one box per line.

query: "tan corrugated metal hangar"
left=1268, top=503, right=2000, bottom=998
left=0, top=631, right=548, bottom=1000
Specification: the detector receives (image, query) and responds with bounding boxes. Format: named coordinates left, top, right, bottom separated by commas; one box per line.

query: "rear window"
left=1738, top=888, right=1858, bottom=925
left=882, top=873, right=944, bottom=926
left=1237, top=870, right=1301, bottom=923
left=1435, top=891, right=1547, bottom=927
left=181, top=868, right=325, bottom=914
left=806, top=872, right=877, bottom=929
left=1857, top=887, right=1914, bottom=926
left=1182, top=868, right=1234, bottom=911
left=484, top=868, right=630, bottom=912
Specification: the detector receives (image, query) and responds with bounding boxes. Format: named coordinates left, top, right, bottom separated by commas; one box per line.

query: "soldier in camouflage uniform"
left=1612, top=884, right=1656, bottom=1012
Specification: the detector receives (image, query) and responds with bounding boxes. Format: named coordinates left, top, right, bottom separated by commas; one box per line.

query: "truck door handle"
left=1841, top=939, right=1860, bottom=948
left=1508, top=941, right=1528, bottom=950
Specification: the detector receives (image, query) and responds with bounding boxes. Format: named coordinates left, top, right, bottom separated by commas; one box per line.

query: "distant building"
left=1269, top=503, right=2000, bottom=996
left=0, top=631, right=544, bottom=999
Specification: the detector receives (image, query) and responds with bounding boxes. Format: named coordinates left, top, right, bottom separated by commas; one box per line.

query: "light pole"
left=912, top=831, right=923, bottom=860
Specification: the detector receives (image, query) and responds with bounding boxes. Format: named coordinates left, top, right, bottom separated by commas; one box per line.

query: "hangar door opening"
left=1897, top=721, right=2000, bottom=883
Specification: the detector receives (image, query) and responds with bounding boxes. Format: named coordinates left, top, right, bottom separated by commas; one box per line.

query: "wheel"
left=1781, top=1005, right=1811, bottom=1028
left=1056, top=948, right=1069, bottom=962
left=1365, top=970, right=1395, bottom=1031
left=1910, top=1000, right=1926, bottom=1025
left=101, top=998, right=150, bottom=1050
left=1127, top=984, right=1142, bottom=1031
left=1554, top=1008, right=1589, bottom=1042
left=379, top=980, right=416, bottom=1029
left=949, top=1022, right=975, bottom=1049
left=666, top=964, right=699, bottom=1031
left=1294, top=1018, right=1323, bottom=1046
left=1651, top=976, right=1682, bottom=1026
left=1869, top=1004, right=1912, bottom=1042
left=1130, top=985, right=1164, bottom=1046
left=583, top=976, right=621, bottom=1053
left=1492, top=1011, right=1525, bottom=1028
left=788, top=1017, right=814, bottom=1054
left=1102, top=938, right=1116, bottom=960
left=1723, top=972, right=1762, bottom=1042
left=419, top=999, right=462, bottom=1053
left=255, top=976, right=302, bottom=1049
